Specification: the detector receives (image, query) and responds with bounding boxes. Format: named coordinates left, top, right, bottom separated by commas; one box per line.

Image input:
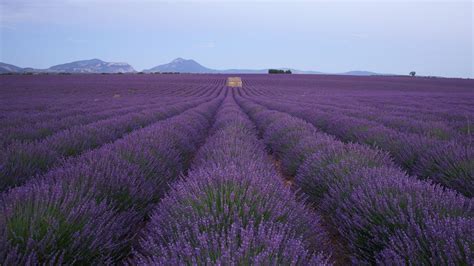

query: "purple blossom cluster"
left=0, top=87, right=224, bottom=264
left=235, top=93, right=473, bottom=264
left=133, top=92, right=331, bottom=265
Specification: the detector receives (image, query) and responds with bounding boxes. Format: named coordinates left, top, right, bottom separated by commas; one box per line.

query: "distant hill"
left=144, top=58, right=329, bottom=74
left=279, top=68, right=324, bottom=75
left=338, top=70, right=380, bottom=76
left=0, top=59, right=135, bottom=74
left=218, top=68, right=323, bottom=74
left=218, top=69, right=267, bottom=74
left=144, top=58, right=213, bottom=73
left=0, top=62, right=45, bottom=74
left=0, top=62, right=25, bottom=74
left=0, top=62, right=47, bottom=74
left=49, top=59, right=135, bottom=73
left=1, top=58, right=385, bottom=76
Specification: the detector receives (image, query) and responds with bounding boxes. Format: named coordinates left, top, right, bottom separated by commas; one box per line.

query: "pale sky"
left=0, top=0, right=473, bottom=77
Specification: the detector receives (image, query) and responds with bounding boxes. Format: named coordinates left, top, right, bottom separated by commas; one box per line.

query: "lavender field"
left=0, top=74, right=473, bottom=265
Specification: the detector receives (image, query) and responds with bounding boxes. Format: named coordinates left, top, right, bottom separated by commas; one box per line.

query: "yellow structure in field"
left=226, top=77, right=242, bottom=87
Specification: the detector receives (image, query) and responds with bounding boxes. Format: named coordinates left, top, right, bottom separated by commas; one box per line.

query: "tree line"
left=268, top=69, right=292, bottom=74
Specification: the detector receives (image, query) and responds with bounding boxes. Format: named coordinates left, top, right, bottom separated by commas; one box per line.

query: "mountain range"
left=145, top=58, right=333, bottom=74
left=0, top=59, right=135, bottom=74
left=49, top=59, right=135, bottom=73
left=1, top=58, right=383, bottom=76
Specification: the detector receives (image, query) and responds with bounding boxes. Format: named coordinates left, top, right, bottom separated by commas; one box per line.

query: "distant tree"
left=409, top=71, right=416, bottom=77
left=269, top=69, right=291, bottom=74
left=268, top=69, right=279, bottom=74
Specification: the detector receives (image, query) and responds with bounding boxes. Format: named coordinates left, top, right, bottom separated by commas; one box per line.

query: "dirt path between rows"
left=268, top=154, right=352, bottom=265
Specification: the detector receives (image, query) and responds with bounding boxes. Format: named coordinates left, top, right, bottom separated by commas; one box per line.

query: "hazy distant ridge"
left=144, top=58, right=214, bottom=73
left=0, top=59, right=136, bottom=74
left=49, top=59, right=136, bottom=73
left=145, top=58, right=330, bottom=74
left=1, top=58, right=384, bottom=76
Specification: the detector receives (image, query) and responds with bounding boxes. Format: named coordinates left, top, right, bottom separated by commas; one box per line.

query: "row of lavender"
left=252, top=96, right=472, bottom=197
left=1, top=80, right=217, bottom=145
left=271, top=96, right=468, bottom=140
left=1, top=97, right=189, bottom=147
left=0, top=74, right=226, bottom=114
left=0, top=86, right=220, bottom=192
left=0, top=88, right=225, bottom=264
left=1, top=74, right=472, bottom=264
left=0, top=84, right=218, bottom=147
left=242, top=75, right=473, bottom=137
left=241, top=86, right=473, bottom=197
left=246, top=90, right=470, bottom=141
left=0, top=83, right=214, bottom=126
left=133, top=91, right=331, bottom=264
left=250, top=81, right=473, bottom=142
left=243, top=85, right=472, bottom=138
left=235, top=89, right=473, bottom=264
left=240, top=74, right=474, bottom=120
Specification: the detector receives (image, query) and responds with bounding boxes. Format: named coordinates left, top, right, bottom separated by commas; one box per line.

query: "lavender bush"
left=378, top=216, right=474, bottom=265
left=0, top=181, right=136, bottom=264
left=330, top=167, right=473, bottom=263
left=414, top=141, right=473, bottom=197
left=296, top=143, right=396, bottom=203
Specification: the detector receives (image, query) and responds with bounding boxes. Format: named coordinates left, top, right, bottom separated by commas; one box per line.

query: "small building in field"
left=227, top=77, right=242, bottom=87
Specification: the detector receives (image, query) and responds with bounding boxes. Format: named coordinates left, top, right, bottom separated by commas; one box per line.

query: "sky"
left=0, top=0, right=473, bottom=78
